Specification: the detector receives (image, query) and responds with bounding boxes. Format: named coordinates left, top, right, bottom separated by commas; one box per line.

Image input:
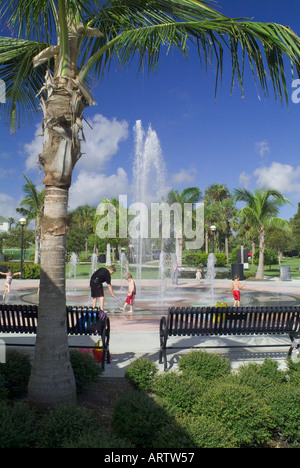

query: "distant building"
left=0, top=216, right=9, bottom=233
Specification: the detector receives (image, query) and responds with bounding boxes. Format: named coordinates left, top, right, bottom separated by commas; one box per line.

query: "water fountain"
left=90, top=252, right=98, bottom=276
left=131, top=120, right=167, bottom=297
left=205, top=253, right=216, bottom=304
left=120, top=251, right=129, bottom=291
left=67, top=252, right=78, bottom=294
left=106, top=243, right=112, bottom=266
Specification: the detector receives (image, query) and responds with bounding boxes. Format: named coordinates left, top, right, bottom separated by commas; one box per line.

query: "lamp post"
left=210, top=225, right=216, bottom=253
left=19, top=218, right=26, bottom=279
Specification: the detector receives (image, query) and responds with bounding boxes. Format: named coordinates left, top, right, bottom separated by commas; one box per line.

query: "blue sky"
left=1, top=0, right=300, bottom=223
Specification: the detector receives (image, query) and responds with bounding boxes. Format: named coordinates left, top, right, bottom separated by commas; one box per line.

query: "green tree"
left=234, top=188, right=291, bottom=279
left=1, top=0, right=300, bottom=408
left=16, top=175, right=45, bottom=264
left=167, top=187, right=202, bottom=265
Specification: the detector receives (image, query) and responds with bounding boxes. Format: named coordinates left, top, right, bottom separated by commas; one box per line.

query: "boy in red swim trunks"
left=120, top=274, right=136, bottom=314
left=229, top=274, right=247, bottom=307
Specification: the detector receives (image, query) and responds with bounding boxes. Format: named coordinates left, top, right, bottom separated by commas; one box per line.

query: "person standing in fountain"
left=229, top=274, right=247, bottom=307
left=90, top=266, right=116, bottom=309
left=120, top=273, right=136, bottom=314
left=0, top=269, right=21, bottom=300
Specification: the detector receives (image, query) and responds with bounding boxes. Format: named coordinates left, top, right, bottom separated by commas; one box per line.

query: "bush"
left=0, top=374, right=8, bottom=402
left=0, top=403, right=37, bottom=448
left=178, top=350, right=231, bottom=381
left=194, top=381, right=274, bottom=447
left=268, top=383, right=300, bottom=446
left=0, top=262, right=40, bottom=279
left=235, top=359, right=287, bottom=394
left=70, top=349, right=101, bottom=393
left=153, top=372, right=207, bottom=414
left=125, top=357, right=158, bottom=391
left=0, top=349, right=31, bottom=399
left=37, top=404, right=99, bottom=448
left=113, top=390, right=169, bottom=448
left=285, top=357, right=300, bottom=385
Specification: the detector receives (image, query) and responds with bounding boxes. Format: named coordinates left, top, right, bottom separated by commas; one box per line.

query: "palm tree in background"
left=16, top=175, right=45, bottom=264
left=234, top=188, right=291, bottom=279
left=1, top=0, right=300, bottom=407
left=167, top=187, right=202, bottom=265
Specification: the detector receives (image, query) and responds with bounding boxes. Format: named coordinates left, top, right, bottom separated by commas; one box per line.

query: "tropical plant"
left=16, top=174, right=45, bottom=264
left=167, top=187, right=202, bottom=265
left=1, top=0, right=300, bottom=407
left=234, top=188, right=291, bottom=278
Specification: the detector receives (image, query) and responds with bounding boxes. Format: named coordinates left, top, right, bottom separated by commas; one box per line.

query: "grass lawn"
left=67, top=257, right=300, bottom=280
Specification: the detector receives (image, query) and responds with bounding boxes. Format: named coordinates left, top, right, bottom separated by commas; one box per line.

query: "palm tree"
left=167, top=187, right=202, bottom=265
left=17, top=174, right=45, bottom=264
left=1, top=0, right=300, bottom=407
left=234, top=188, right=291, bottom=279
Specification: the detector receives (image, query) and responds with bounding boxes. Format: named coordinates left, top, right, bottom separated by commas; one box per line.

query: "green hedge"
left=184, top=252, right=227, bottom=267
left=0, top=262, right=40, bottom=279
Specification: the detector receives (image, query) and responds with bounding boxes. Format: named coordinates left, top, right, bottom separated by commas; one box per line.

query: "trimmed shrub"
left=194, top=381, right=274, bottom=447
left=178, top=350, right=231, bottom=381
left=0, top=374, right=8, bottom=402
left=37, top=404, right=99, bottom=448
left=70, top=349, right=101, bottom=393
left=113, top=390, right=169, bottom=448
left=0, top=349, right=31, bottom=399
left=268, top=383, right=300, bottom=446
left=169, top=414, right=237, bottom=448
left=125, top=357, right=158, bottom=391
left=153, top=371, right=207, bottom=414
left=235, top=359, right=287, bottom=394
left=0, top=403, right=37, bottom=448
left=285, top=357, right=300, bottom=385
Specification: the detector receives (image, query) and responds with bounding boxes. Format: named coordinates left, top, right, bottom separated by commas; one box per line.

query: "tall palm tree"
left=167, top=187, right=202, bottom=265
left=17, top=174, right=45, bottom=264
left=234, top=188, right=291, bottom=279
left=1, top=0, right=300, bottom=407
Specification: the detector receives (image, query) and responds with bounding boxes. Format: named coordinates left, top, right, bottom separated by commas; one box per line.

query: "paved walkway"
left=1, top=277, right=300, bottom=377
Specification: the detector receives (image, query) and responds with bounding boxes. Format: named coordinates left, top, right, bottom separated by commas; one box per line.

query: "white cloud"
left=68, top=167, right=129, bottom=210
left=24, top=114, right=129, bottom=173
left=24, top=124, right=43, bottom=171
left=171, top=167, right=196, bottom=185
left=78, top=114, right=129, bottom=171
left=255, top=140, right=270, bottom=158
left=239, top=171, right=252, bottom=188
left=0, top=193, right=19, bottom=219
left=254, top=161, right=300, bottom=195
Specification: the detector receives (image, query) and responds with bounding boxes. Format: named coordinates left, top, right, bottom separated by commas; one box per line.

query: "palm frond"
left=78, top=0, right=300, bottom=104
left=0, top=37, right=53, bottom=130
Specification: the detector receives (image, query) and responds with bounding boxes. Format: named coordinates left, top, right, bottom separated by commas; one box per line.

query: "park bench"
left=0, top=304, right=110, bottom=370
left=159, top=306, right=300, bottom=370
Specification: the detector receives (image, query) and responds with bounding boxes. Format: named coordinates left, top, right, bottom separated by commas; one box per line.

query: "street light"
left=210, top=225, right=216, bottom=253
left=19, top=218, right=26, bottom=279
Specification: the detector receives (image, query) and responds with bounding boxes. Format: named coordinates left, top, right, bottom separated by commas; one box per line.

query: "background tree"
left=1, top=0, right=300, bottom=408
left=234, top=187, right=291, bottom=279
left=16, top=175, right=44, bottom=264
left=167, top=187, right=202, bottom=265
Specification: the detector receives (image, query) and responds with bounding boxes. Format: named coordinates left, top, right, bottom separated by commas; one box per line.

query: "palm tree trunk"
left=256, top=229, right=265, bottom=279
left=28, top=71, right=87, bottom=407
left=28, top=186, right=76, bottom=408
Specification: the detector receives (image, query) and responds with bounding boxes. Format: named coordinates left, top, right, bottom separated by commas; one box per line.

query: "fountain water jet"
left=131, top=120, right=167, bottom=296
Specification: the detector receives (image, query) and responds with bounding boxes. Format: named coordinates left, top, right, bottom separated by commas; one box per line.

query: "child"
left=0, top=269, right=21, bottom=300
left=229, top=274, right=247, bottom=307
left=120, top=274, right=136, bottom=314
left=195, top=268, right=202, bottom=282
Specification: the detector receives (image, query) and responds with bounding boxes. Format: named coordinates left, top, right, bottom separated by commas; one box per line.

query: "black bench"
left=159, top=306, right=300, bottom=370
left=0, top=304, right=110, bottom=370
